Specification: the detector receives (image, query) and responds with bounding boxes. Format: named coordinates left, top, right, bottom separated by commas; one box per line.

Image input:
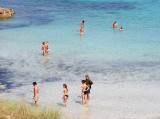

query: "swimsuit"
left=34, top=94, right=39, bottom=101
left=83, top=87, right=88, bottom=95
left=86, top=89, right=90, bottom=93
left=65, top=95, right=68, bottom=98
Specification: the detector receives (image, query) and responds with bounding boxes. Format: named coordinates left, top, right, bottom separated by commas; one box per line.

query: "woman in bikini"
left=46, top=41, right=50, bottom=54
left=80, top=20, right=85, bottom=27
left=63, top=84, right=68, bottom=107
left=81, top=80, right=89, bottom=105
left=112, top=21, right=118, bottom=28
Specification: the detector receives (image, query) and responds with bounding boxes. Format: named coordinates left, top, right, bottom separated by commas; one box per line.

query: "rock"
left=0, top=7, right=15, bottom=18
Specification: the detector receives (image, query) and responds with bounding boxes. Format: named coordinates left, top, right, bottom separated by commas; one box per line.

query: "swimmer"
left=46, top=41, right=50, bottom=54
left=80, top=20, right=85, bottom=27
left=112, top=21, right=118, bottom=28
left=62, top=84, right=68, bottom=107
left=77, top=27, right=85, bottom=35
left=120, top=26, right=123, bottom=31
left=42, top=42, right=47, bottom=56
left=81, top=80, right=89, bottom=105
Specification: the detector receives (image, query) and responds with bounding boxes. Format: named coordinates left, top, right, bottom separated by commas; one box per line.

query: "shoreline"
left=1, top=81, right=160, bottom=119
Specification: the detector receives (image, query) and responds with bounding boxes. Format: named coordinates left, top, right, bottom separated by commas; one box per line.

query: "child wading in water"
left=81, top=80, right=89, bottom=105
left=42, top=42, right=47, bottom=56
left=63, top=84, right=68, bottom=107
left=120, top=26, right=123, bottom=31
left=46, top=41, right=50, bottom=54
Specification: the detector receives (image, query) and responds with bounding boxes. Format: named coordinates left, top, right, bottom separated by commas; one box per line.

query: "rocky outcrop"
left=0, top=7, right=15, bottom=18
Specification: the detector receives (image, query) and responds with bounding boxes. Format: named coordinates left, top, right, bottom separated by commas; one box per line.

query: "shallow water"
left=0, top=0, right=160, bottom=119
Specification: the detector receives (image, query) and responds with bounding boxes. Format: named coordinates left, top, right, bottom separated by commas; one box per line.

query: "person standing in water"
left=46, top=41, right=50, bottom=54
left=63, top=84, right=68, bottom=107
left=112, top=21, right=118, bottom=28
left=42, top=42, right=47, bottom=56
left=85, top=75, right=93, bottom=100
left=81, top=80, right=89, bottom=105
left=32, top=82, right=39, bottom=106
left=80, top=20, right=85, bottom=27
left=120, top=26, right=123, bottom=31
left=77, top=27, right=85, bottom=35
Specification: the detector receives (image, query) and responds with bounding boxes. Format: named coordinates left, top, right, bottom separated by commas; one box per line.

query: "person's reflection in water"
left=81, top=100, right=91, bottom=119
left=42, top=55, right=49, bottom=64
left=63, top=108, right=69, bottom=119
left=80, top=34, right=84, bottom=41
left=113, top=28, right=117, bottom=34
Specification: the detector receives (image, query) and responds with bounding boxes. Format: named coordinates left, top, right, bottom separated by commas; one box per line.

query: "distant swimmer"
left=42, top=42, right=47, bottom=56
left=62, top=84, right=68, bottom=107
left=32, top=82, right=39, bottom=106
left=77, top=27, right=85, bottom=35
left=112, top=21, right=118, bottom=28
left=80, top=20, right=85, bottom=27
left=81, top=80, right=89, bottom=105
left=120, top=26, right=123, bottom=31
left=46, top=41, right=50, bottom=54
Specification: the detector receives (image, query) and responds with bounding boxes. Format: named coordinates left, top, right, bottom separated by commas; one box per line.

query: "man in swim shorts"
left=33, top=82, right=39, bottom=106
left=85, top=75, right=93, bottom=100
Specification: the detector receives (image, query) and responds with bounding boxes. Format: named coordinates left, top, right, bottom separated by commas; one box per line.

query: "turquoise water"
left=1, top=0, right=160, bottom=118
left=1, top=0, right=160, bottom=62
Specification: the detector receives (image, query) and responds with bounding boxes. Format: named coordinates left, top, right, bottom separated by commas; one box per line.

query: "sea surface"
left=0, top=0, right=160, bottom=119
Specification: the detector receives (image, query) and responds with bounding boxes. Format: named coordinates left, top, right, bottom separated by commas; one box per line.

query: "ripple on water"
left=0, top=0, right=137, bottom=30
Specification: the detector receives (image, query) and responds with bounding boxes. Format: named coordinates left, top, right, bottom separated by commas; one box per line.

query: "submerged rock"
left=0, top=7, right=15, bottom=18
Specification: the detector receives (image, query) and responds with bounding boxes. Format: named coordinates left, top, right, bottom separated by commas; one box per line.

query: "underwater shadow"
left=56, top=102, right=64, bottom=107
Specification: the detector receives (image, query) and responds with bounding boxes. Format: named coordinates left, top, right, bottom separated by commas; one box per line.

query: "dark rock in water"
left=0, top=7, right=15, bottom=18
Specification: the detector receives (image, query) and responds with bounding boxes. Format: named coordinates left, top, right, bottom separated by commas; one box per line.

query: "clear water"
left=0, top=0, right=160, bottom=118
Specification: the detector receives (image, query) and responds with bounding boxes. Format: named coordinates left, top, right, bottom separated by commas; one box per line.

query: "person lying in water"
left=81, top=80, right=89, bottom=105
left=77, top=27, right=85, bottom=35
left=42, top=42, right=47, bottom=56
left=62, top=84, right=68, bottom=107
left=112, top=21, right=118, bottom=28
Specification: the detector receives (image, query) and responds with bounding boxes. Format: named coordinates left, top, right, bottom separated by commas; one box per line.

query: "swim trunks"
left=65, top=95, right=68, bottom=98
left=86, top=89, right=90, bottom=94
left=34, top=94, right=39, bottom=101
